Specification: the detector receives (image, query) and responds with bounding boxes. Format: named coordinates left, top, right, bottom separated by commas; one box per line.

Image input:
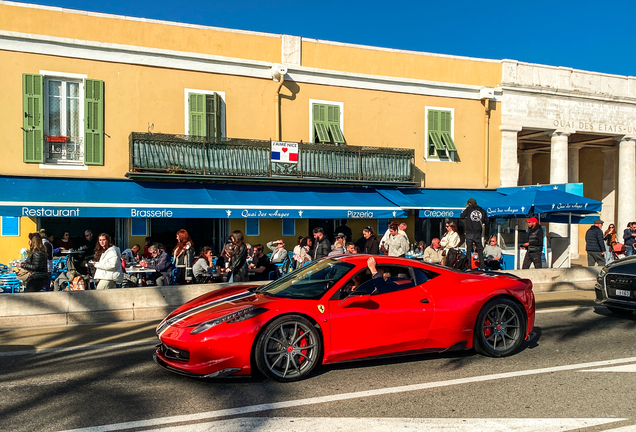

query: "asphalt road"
left=2, top=290, right=636, bottom=432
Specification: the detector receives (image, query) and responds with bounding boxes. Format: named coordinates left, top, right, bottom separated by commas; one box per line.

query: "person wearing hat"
left=460, top=198, right=489, bottom=270
left=585, top=220, right=606, bottom=266
left=328, top=235, right=346, bottom=256
left=334, top=220, right=352, bottom=242
left=521, top=217, right=544, bottom=269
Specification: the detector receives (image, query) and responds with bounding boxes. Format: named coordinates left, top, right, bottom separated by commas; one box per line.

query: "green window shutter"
left=84, top=79, right=104, bottom=165
left=441, top=132, right=457, bottom=152
left=205, top=93, right=223, bottom=139
left=312, top=104, right=330, bottom=142
left=429, top=132, right=445, bottom=151
left=329, top=124, right=345, bottom=144
left=427, top=110, right=445, bottom=152
left=213, top=92, right=222, bottom=138
left=439, top=111, right=456, bottom=152
left=428, top=109, right=454, bottom=154
left=428, top=109, right=440, bottom=133
left=22, top=74, right=44, bottom=163
left=327, top=105, right=339, bottom=123
left=441, top=111, right=452, bottom=133
left=189, top=93, right=206, bottom=137
left=326, top=105, right=345, bottom=143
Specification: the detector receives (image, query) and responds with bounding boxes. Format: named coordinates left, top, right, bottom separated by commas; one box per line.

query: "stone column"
left=499, top=125, right=522, bottom=187
left=518, top=150, right=536, bottom=186
left=549, top=131, right=570, bottom=238
left=568, top=143, right=584, bottom=259
left=617, top=137, right=636, bottom=234
left=601, top=147, right=616, bottom=229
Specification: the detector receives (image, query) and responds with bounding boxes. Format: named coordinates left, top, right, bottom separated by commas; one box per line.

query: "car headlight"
left=189, top=306, right=267, bottom=335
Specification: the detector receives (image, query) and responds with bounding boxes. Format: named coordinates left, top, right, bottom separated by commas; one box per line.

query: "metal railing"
left=129, top=133, right=414, bottom=183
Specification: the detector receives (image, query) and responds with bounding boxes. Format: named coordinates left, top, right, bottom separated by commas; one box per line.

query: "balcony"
left=127, top=133, right=415, bottom=186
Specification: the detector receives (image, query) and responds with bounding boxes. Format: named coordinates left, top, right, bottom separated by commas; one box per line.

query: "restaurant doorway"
left=39, top=217, right=117, bottom=250
left=149, top=218, right=229, bottom=255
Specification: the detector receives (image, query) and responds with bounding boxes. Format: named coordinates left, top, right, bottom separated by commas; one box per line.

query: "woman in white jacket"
left=93, top=233, right=124, bottom=289
left=386, top=222, right=410, bottom=257
left=440, top=221, right=461, bottom=252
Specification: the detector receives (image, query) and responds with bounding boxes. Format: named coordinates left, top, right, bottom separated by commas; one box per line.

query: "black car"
left=595, top=256, right=636, bottom=314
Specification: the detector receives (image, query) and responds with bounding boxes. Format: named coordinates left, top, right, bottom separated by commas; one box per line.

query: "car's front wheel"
left=255, top=315, right=322, bottom=382
left=474, top=297, right=526, bottom=357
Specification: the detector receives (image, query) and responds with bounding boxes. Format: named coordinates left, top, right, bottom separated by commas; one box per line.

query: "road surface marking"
left=579, top=364, right=636, bottom=373
left=144, top=417, right=626, bottom=432
left=59, top=356, right=636, bottom=432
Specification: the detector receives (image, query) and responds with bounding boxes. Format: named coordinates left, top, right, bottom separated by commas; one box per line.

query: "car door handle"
left=420, top=298, right=429, bottom=304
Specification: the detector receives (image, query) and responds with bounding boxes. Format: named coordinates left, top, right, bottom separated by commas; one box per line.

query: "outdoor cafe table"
left=125, top=266, right=156, bottom=287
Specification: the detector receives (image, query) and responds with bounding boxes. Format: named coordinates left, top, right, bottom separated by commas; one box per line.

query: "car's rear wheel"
left=474, top=297, right=526, bottom=357
left=255, top=315, right=322, bottom=382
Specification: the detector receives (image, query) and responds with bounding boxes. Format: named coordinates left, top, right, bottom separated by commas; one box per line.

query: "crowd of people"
left=585, top=219, right=636, bottom=267
left=18, top=198, right=577, bottom=292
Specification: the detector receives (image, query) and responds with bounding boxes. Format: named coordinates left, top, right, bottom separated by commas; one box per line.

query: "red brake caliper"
left=298, top=330, right=307, bottom=364
left=484, top=318, right=492, bottom=337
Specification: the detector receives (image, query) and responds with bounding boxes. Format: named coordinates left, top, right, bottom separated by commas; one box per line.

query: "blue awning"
left=0, top=177, right=407, bottom=219
left=377, top=188, right=505, bottom=218
left=483, top=189, right=602, bottom=216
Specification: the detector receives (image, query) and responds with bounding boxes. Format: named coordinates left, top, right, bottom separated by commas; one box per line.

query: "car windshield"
left=257, top=259, right=355, bottom=299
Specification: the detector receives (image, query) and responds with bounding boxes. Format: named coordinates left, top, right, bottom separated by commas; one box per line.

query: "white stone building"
left=498, top=60, right=636, bottom=257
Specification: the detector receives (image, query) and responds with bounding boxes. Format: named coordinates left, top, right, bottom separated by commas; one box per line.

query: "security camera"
left=270, top=65, right=288, bottom=81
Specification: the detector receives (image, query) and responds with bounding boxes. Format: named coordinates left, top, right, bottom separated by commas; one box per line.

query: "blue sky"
left=14, top=0, right=636, bottom=76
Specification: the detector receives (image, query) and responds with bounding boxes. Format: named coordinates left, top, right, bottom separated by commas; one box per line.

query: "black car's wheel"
left=606, top=306, right=634, bottom=316
left=255, top=315, right=322, bottom=382
left=474, top=297, right=526, bottom=357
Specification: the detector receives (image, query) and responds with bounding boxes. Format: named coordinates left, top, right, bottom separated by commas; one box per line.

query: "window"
left=378, top=219, right=389, bottom=236
left=245, top=219, right=259, bottom=236
left=310, top=100, right=344, bottom=144
left=1, top=217, right=20, bottom=237
left=185, top=89, right=225, bottom=139
left=354, top=265, right=417, bottom=295
left=22, top=73, right=104, bottom=166
left=426, top=107, right=457, bottom=161
left=131, top=218, right=148, bottom=237
left=282, top=218, right=295, bottom=236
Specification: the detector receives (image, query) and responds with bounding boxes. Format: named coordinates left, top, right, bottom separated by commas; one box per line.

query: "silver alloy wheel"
left=261, top=319, right=319, bottom=380
left=480, top=303, right=521, bottom=353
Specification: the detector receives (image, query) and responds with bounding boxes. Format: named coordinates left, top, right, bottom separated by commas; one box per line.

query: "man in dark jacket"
left=623, top=222, right=636, bottom=256
left=460, top=198, right=489, bottom=270
left=586, top=219, right=606, bottom=266
left=522, top=217, right=544, bottom=269
left=312, top=227, right=332, bottom=260
left=140, top=244, right=174, bottom=286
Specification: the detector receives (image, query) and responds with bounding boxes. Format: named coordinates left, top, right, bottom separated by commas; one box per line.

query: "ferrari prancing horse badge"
left=317, top=304, right=325, bottom=314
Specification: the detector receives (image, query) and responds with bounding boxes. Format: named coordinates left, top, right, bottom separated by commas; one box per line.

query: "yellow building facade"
left=0, top=0, right=505, bottom=264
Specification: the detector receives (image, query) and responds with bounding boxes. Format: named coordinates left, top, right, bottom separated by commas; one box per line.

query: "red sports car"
left=154, top=255, right=535, bottom=382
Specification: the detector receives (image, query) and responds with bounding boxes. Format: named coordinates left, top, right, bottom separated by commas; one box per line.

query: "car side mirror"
left=338, top=291, right=371, bottom=308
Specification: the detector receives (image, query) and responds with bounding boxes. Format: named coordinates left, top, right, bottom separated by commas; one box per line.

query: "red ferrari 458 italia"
left=154, top=255, right=535, bottom=381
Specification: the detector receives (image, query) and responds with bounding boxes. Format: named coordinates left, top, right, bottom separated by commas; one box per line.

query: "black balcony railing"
left=128, top=133, right=414, bottom=185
